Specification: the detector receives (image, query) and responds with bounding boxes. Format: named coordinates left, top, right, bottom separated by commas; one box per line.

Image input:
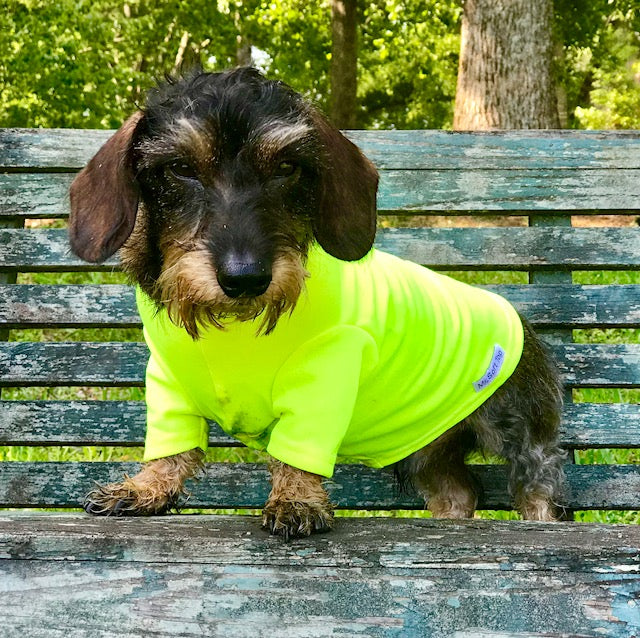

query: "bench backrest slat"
left=3, top=227, right=640, bottom=270
left=1, top=401, right=637, bottom=448
left=4, top=128, right=640, bottom=169
left=1, top=462, right=638, bottom=510
left=1, top=341, right=638, bottom=388
left=4, top=171, right=640, bottom=216
left=3, top=284, right=640, bottom=328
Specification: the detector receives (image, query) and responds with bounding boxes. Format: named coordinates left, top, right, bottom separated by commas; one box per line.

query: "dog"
left=69, top=68, right=566, bottom=539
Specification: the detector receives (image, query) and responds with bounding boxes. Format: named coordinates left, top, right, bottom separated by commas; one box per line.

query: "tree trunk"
left=330, top=0, right=358, bottom=128
left=454, top=0, right=560, bottom=129
left=235, top=11, right=252, bottom=67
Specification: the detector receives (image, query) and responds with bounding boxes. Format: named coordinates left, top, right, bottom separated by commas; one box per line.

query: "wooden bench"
left=1, top=128, right=640, bottom=637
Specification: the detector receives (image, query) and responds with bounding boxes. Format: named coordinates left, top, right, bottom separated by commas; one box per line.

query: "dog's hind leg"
left=467, top=320, right=566, bottom=521
left=395, top=426, right=481, bottom=518
left=84, top=448, right=205, bottom=516
left=474, top=407, right=566, bottom=521
left=493, top=403, right=566, bottom=521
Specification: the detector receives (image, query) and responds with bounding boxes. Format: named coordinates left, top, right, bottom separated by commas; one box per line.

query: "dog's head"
left=69, top=68, right=379, bottom=336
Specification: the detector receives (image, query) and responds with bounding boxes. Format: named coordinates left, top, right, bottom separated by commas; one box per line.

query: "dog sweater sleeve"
left=135, top=289, right=209, bottom=461
left=142, top=346, right=210, bottom=462
left=268, top=325, right=379, bottom=478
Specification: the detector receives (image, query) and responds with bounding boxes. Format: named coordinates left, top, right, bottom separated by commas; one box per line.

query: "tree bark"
left=454, top=0, right=560, bottom=129
left=235, top=11, right=252, bottom=67
left=330, top=0, right=358, bottom=128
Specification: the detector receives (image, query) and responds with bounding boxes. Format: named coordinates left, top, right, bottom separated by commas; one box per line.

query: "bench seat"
left=1, top=513, right=639, bottom=637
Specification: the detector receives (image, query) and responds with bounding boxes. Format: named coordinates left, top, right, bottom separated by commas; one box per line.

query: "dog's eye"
left=167, top=161, right=198, bottom=180
left=274, top=161, right=300, bottom=179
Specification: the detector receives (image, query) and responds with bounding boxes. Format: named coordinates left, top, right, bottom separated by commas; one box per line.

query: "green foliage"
left=574, top=24, right=640, bottom=129
left=0, top=0, right=238, bottom=127
left=358, top=1, right=462, bottom=129
left=246, top=0, right=462, bottom=128
left=0, top=0, right=461, bottom=129
left=557, top=2, right=640, bottom=129
left=247, top=0, right=332, bottom=103
left=3, top=0, right=639, bottom=130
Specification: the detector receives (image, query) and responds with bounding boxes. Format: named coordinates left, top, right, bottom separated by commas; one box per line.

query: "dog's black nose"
left=218, top=255, right=272, bottom=298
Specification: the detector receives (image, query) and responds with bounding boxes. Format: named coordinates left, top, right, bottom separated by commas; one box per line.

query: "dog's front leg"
left=84, top=448, right=204, bottom=516
left=262, top=460, right=334, bottom=540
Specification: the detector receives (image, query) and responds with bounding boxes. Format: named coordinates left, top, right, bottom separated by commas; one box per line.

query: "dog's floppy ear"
left=311, top=113, right=379, bottom=261
left=69, top=111, right=144, bottom=263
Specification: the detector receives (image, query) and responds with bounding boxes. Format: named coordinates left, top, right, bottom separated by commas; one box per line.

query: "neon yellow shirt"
left=139, top=246, right=524, bottom=477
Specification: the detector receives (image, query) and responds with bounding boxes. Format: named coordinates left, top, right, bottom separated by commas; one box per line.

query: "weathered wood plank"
left=3, top=128, right=640, bottom=170
left=0, top=342, right=148, bottom=387
left=1, top=400, right=638, bottom=449
left=373, top=226, right=640, bottom=270
left=558, top=343, right=640, bottom=388
left=0, top=129, right=113, bottom=170
left=1, top=462, right=639, bottom=510
left=561, top=403, right=640, bottom=447
left=4, top=170, right=640, bottom=217
left=0, top=228, right=117, bottom=271
left=3, top=227, right=640, bottom=271
left=353, top=129, right=640, bottom=170
left=1, top=341, right=637, bottom=388
left=0, top=173, right=73, bottom=218
left=2, top=512, right=638, bottom=567
left=3, top=283, right=640, bottom=328
left=380, top=168, right=640, bottom=212
left=0, top=400, right=238, bottom=447
left=0, top=284, right=140, bottom=328
left=486, top=284, right=640, bottom=328
left=0, top=514, right=638, bottom=637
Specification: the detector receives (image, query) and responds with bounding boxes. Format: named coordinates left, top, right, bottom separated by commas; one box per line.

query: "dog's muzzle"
left=217, top=253, right=272, bottom=298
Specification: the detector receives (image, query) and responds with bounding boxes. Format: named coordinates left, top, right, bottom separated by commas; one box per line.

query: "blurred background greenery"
left=1, top=0, right=639, bottom=130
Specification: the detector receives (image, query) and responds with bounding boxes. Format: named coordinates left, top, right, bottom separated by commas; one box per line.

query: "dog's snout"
left=218, top=254, right=272, bottom=298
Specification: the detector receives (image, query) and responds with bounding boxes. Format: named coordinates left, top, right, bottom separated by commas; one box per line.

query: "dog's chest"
left=194, top=334, right=286, bottom=435
left=143, top=302, right=334, bottom=438
left=139, top=249, right=524, bottom=463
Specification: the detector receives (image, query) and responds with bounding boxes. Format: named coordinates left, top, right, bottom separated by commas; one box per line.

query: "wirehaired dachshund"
left=69, top=68, right=566, bottom=539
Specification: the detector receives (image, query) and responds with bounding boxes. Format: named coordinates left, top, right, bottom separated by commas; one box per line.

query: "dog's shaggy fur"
left=70, top=68, right=566, bottom=538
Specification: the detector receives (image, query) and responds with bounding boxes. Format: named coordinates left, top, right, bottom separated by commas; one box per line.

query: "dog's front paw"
left=262, top=500, right=334, bottom=540
left=83, top=480, right=176, bottom=517
left=84, top=451, right=204, bottom=516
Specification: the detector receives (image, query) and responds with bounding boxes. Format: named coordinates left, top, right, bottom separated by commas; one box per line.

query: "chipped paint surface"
left=0, top=515, right=639, bottom=637
left=4, top=129, right=640, bottom=213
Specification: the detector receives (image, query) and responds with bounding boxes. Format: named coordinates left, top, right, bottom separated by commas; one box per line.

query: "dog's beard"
left=156, top=245, right=309, bottom=338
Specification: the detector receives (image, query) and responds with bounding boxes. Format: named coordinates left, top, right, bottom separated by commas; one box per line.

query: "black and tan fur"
left=70, top=68, right=566, bottom=538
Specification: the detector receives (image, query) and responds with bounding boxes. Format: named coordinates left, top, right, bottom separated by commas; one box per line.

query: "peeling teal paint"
left=609, top=581, right=640, bottom=632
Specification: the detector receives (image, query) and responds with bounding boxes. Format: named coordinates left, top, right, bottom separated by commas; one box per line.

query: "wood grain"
left=3, top=283, right=640, bottom=328
left=1, top=341, right=637, bottom=388
left=4, top=169, right=640, bottom=216
left=2, top=400, right=638, bottom=448
left=1, top=461, right=639, bottom=510
left=3, top=226, right=640, bottom=270
left=0, top=513, right=638, bottom=637
left=3, top=127, right=640, bottom=170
